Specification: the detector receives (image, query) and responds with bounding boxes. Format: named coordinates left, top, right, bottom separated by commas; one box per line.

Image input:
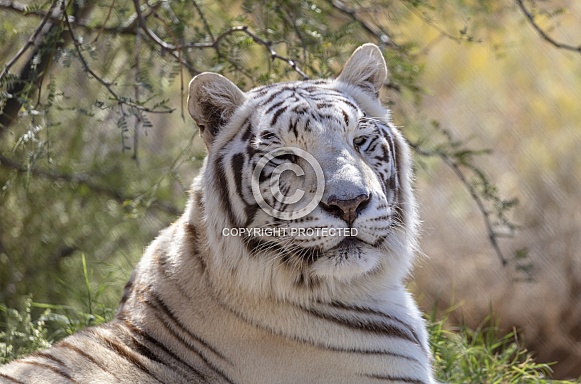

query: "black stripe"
left=316, top=102, right=334, bottom=109
left=341, top=109, right=350, bottom=126
left=142, top=287, right=229, bottom=361
left=121, top=319, right=207, bottom=382
left=57, top=340, right=118, bottom=379
left=307, top=307, right=419, bottom=344
left=240, top=119, right=253, bottom=142
left=117, top=273, right=135, bottom=308
left=231, top=153, right=245, bottom=200
left=126, top=333, right=166, bottom=365
left=95, top=330, right=157, bottom=380
left=299, top=86, right=322, bottom=93
left=230, top=153, right=258, bottom=228
left=256, top=85, right=296, bottom=104
left=270, top=105, right=288, bottom=126
left=18, top=360, right=77, bottom=383
left=137, top=287, right=236, bottom=384
left=324, top=301, right=424, bottom=350
left=367, top=137, right=382, bottom=155
left=338, top=98, right=359, bottom=111
left=214, top=156, right=240, bottom=228
left=0, top=373, right=26, bottom=384
left=31, top=351, right=67, bottom=369
left=363, top=373, right=426, bottom=383
left=183, top=222, right=208, bottom=274
left=214, top=298, right=422, bottom=363
left=152, top=247, right=201, bottom=300
left=391, top=135, right=404, bottom=226
left=289, top=117, right=299, bottom=137
left=264, top=100, right=285, bottom=114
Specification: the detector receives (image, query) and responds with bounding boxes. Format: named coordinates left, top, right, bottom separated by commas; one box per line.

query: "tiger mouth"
left=325, top=237, right=368, bottom=260
left=244, top=234, right=369, bottom=263
left=331, top=237, right=366, bottom=251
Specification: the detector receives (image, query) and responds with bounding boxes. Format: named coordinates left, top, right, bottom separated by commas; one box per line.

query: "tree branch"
left=0, top=0, right=64, bottom=132
left=132, top=0, right=176, bottom=50
left=91, top=0, right=116, bottom=43
left=0, top=0, right=138, bottom=37
left=185, top=26, right=309, bottom=80
left=328, top=0, right=399, bottom=49
left=0, top=0, right=60, bottom=83
left=190, top=0, right=214, bottom=41
left=0, top=154, right=181, bottom=216
left=62, top=5, right=174, bottom=114
left=409, top=141, right=509, bottom=266
left=400, top=1, right=482, bottom=44
left=442, top=156, right=508, bottom=266
left=515, top=0, right=581, bottom=54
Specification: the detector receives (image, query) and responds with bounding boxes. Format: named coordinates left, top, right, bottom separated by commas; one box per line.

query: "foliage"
left=0, top=0, right=579, bottom=376
left=0, top=296, right=113, bottom=365
left=0, top=254, right=115, bottom=364
left=429, top=309, right=581, bottom=383
left=0, top=0, right=541, bottom=306
left=0, top=298, right=51, bottom=364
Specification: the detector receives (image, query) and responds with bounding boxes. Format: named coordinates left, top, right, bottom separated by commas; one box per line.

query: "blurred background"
left=1, top=0, right=580, bottom=379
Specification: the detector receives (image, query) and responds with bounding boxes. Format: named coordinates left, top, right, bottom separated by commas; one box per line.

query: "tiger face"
left=188, top=44, right=417, bottom=300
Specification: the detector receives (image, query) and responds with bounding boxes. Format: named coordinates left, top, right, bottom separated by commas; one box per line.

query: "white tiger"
left=0, top=44, right=436, bottom=383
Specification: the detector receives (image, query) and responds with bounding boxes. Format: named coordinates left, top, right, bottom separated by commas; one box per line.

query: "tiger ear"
left=337, top=44, right=388, bottom=98
left=188, top=73, right=246, bottom=148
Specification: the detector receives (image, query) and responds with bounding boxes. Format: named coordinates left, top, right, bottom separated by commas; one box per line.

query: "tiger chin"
left=0, top=44, right=436, bottom=384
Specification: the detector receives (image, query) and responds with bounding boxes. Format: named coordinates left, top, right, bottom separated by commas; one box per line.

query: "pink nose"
left=320, top=193, right=371, bottom=225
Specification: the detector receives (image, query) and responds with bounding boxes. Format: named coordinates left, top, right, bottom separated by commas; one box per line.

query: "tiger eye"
left=353, top=136, right=366, bottom=147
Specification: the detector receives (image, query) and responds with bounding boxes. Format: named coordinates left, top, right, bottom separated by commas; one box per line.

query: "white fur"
left=0, top=44, right=435, bottom=384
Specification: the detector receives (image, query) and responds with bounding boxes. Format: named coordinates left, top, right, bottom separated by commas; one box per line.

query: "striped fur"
left=0, top=44, right=436, bottom=383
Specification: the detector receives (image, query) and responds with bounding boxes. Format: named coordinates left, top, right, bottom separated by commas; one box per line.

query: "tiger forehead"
left=248, top=82, right=363, bottom=135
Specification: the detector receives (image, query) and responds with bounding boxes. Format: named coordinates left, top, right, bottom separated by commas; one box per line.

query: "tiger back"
left=0, top=44, right=436, bottom=384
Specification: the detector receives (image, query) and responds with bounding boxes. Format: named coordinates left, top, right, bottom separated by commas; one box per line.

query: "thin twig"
left=277, top=3, right=308, bottom=61
left=191, top=0, right=214, bottom=41
left=185, top=26, right=310, bottom=80
left=328, top=0, right=399, bottom=49
left=134, top=29, right=142, bottom=165
left=132, top=0, right=199, bottom=76
left=63, top=6, right=173, bottom=114
left=515, top=0, right=581, bottom=54
left=442, top=157, right=508, bottom=266
left=401, top=2, right=481, bottom=44
left=142, top=1, right=186, bottom=117
left=0, top=0, right=60, bottom=82
left=132, top=1, right=307, bottom=79
left=0, top=0, right=140, bottom=37
left=133, top=0, right=176, bottom=50
left=92, top=0, right=115, bottom=43
left=410, top=141, right=509, bottom=266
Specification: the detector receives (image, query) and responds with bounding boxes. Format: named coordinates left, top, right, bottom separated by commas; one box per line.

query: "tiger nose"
left=320, top=193, right=371, bottom=225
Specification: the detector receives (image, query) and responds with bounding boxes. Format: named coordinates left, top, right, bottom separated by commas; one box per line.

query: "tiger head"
left=187, top=44, right=418, bottom=302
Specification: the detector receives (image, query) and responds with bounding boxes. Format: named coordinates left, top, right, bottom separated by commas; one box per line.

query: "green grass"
left=1, top=296, right=580, bottom=383
left=0, top=297, right=113, bottom=365
left=428, top=310, right=580, bottom=383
